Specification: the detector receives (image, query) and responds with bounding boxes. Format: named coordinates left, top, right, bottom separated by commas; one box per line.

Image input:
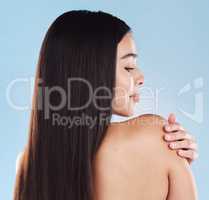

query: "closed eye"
left=124, top=67, right=135, bottom=72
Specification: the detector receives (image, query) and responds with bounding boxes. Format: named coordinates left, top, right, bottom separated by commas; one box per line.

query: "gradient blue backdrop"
left=1, top=0, right=208, bottom=199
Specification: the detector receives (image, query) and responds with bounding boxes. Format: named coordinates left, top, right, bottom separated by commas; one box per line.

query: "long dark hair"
left=14, top=10, right=131, bottom=200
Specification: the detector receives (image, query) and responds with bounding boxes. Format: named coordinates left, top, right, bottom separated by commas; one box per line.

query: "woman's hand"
left=163, top=113, right=199, bottom=164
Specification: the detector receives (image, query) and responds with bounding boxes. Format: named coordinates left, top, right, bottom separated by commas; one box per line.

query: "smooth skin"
left=93, top=114, right=198, bottom=200
left=93, top=32, right=198, bottom=199
left=111, top=32, right=198, bottom=164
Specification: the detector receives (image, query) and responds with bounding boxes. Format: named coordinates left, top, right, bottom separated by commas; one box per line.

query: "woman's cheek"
left=113, top=76, right=131, bottom=107
left=129, top=75, right=135, bottom=93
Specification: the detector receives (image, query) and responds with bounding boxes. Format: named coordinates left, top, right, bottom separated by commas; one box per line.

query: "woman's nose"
left=135, top=72, right=144, bottom=86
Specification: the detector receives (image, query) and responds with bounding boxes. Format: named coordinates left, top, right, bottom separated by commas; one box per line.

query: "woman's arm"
left=94, top=113, right=198, bottom=200
left=128, top=114, right=198, bottom=200
left=149, top=114, right=198, bottom=200
left=167, top=153, right=198, bottom=200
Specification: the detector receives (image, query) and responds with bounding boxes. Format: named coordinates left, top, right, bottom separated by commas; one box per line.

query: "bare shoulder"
left=107, top=113, right=168, bottom=143
left=123, top=114, right=189, bottom=161
left=93, top=114, right=172, bottom=199
left=96, top=113, right=173, bottom=172
left=119, top=114, right=197, bottom=199
left=94, top=114, right=197, bottom=199
left=106, top=113, right=189, bottom=170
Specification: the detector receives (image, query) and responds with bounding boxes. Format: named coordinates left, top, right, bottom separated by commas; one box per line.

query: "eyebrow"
left=120, top=53, right=138, bottom=59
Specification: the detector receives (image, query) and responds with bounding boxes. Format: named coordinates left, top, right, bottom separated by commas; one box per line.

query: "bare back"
left=92, top=114, right=197, bottom=200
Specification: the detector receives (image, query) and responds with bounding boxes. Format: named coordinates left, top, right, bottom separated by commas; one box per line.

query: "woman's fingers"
left=168, top=113, right=176, bottom=124
left=164, top=130, right=195, bottom=142
left=164, top=122, right=185, bottom=132
left=163, top=117, right=199, bottom=163
left=177, top=149, right=199, bottom=161
left=168, top=138, right=198, bottom=150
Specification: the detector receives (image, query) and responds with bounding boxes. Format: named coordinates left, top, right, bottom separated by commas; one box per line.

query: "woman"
left=14, top=10, right=198, bottom=200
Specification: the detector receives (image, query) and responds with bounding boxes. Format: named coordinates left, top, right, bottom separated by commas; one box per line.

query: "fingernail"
left=169, top=143, right=175, bottom=148
left=166, top=126, right=171, bottom=131
left=178, top=150, right=183, bottom=155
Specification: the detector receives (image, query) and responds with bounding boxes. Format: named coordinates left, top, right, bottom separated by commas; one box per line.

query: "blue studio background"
left=1, top=0, right=209, bottom=199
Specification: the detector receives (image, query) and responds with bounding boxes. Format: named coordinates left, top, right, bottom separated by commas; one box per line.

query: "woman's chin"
left=112, top=108, right=134, bottom=117
left=127, top=109, right=134, bottom=117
